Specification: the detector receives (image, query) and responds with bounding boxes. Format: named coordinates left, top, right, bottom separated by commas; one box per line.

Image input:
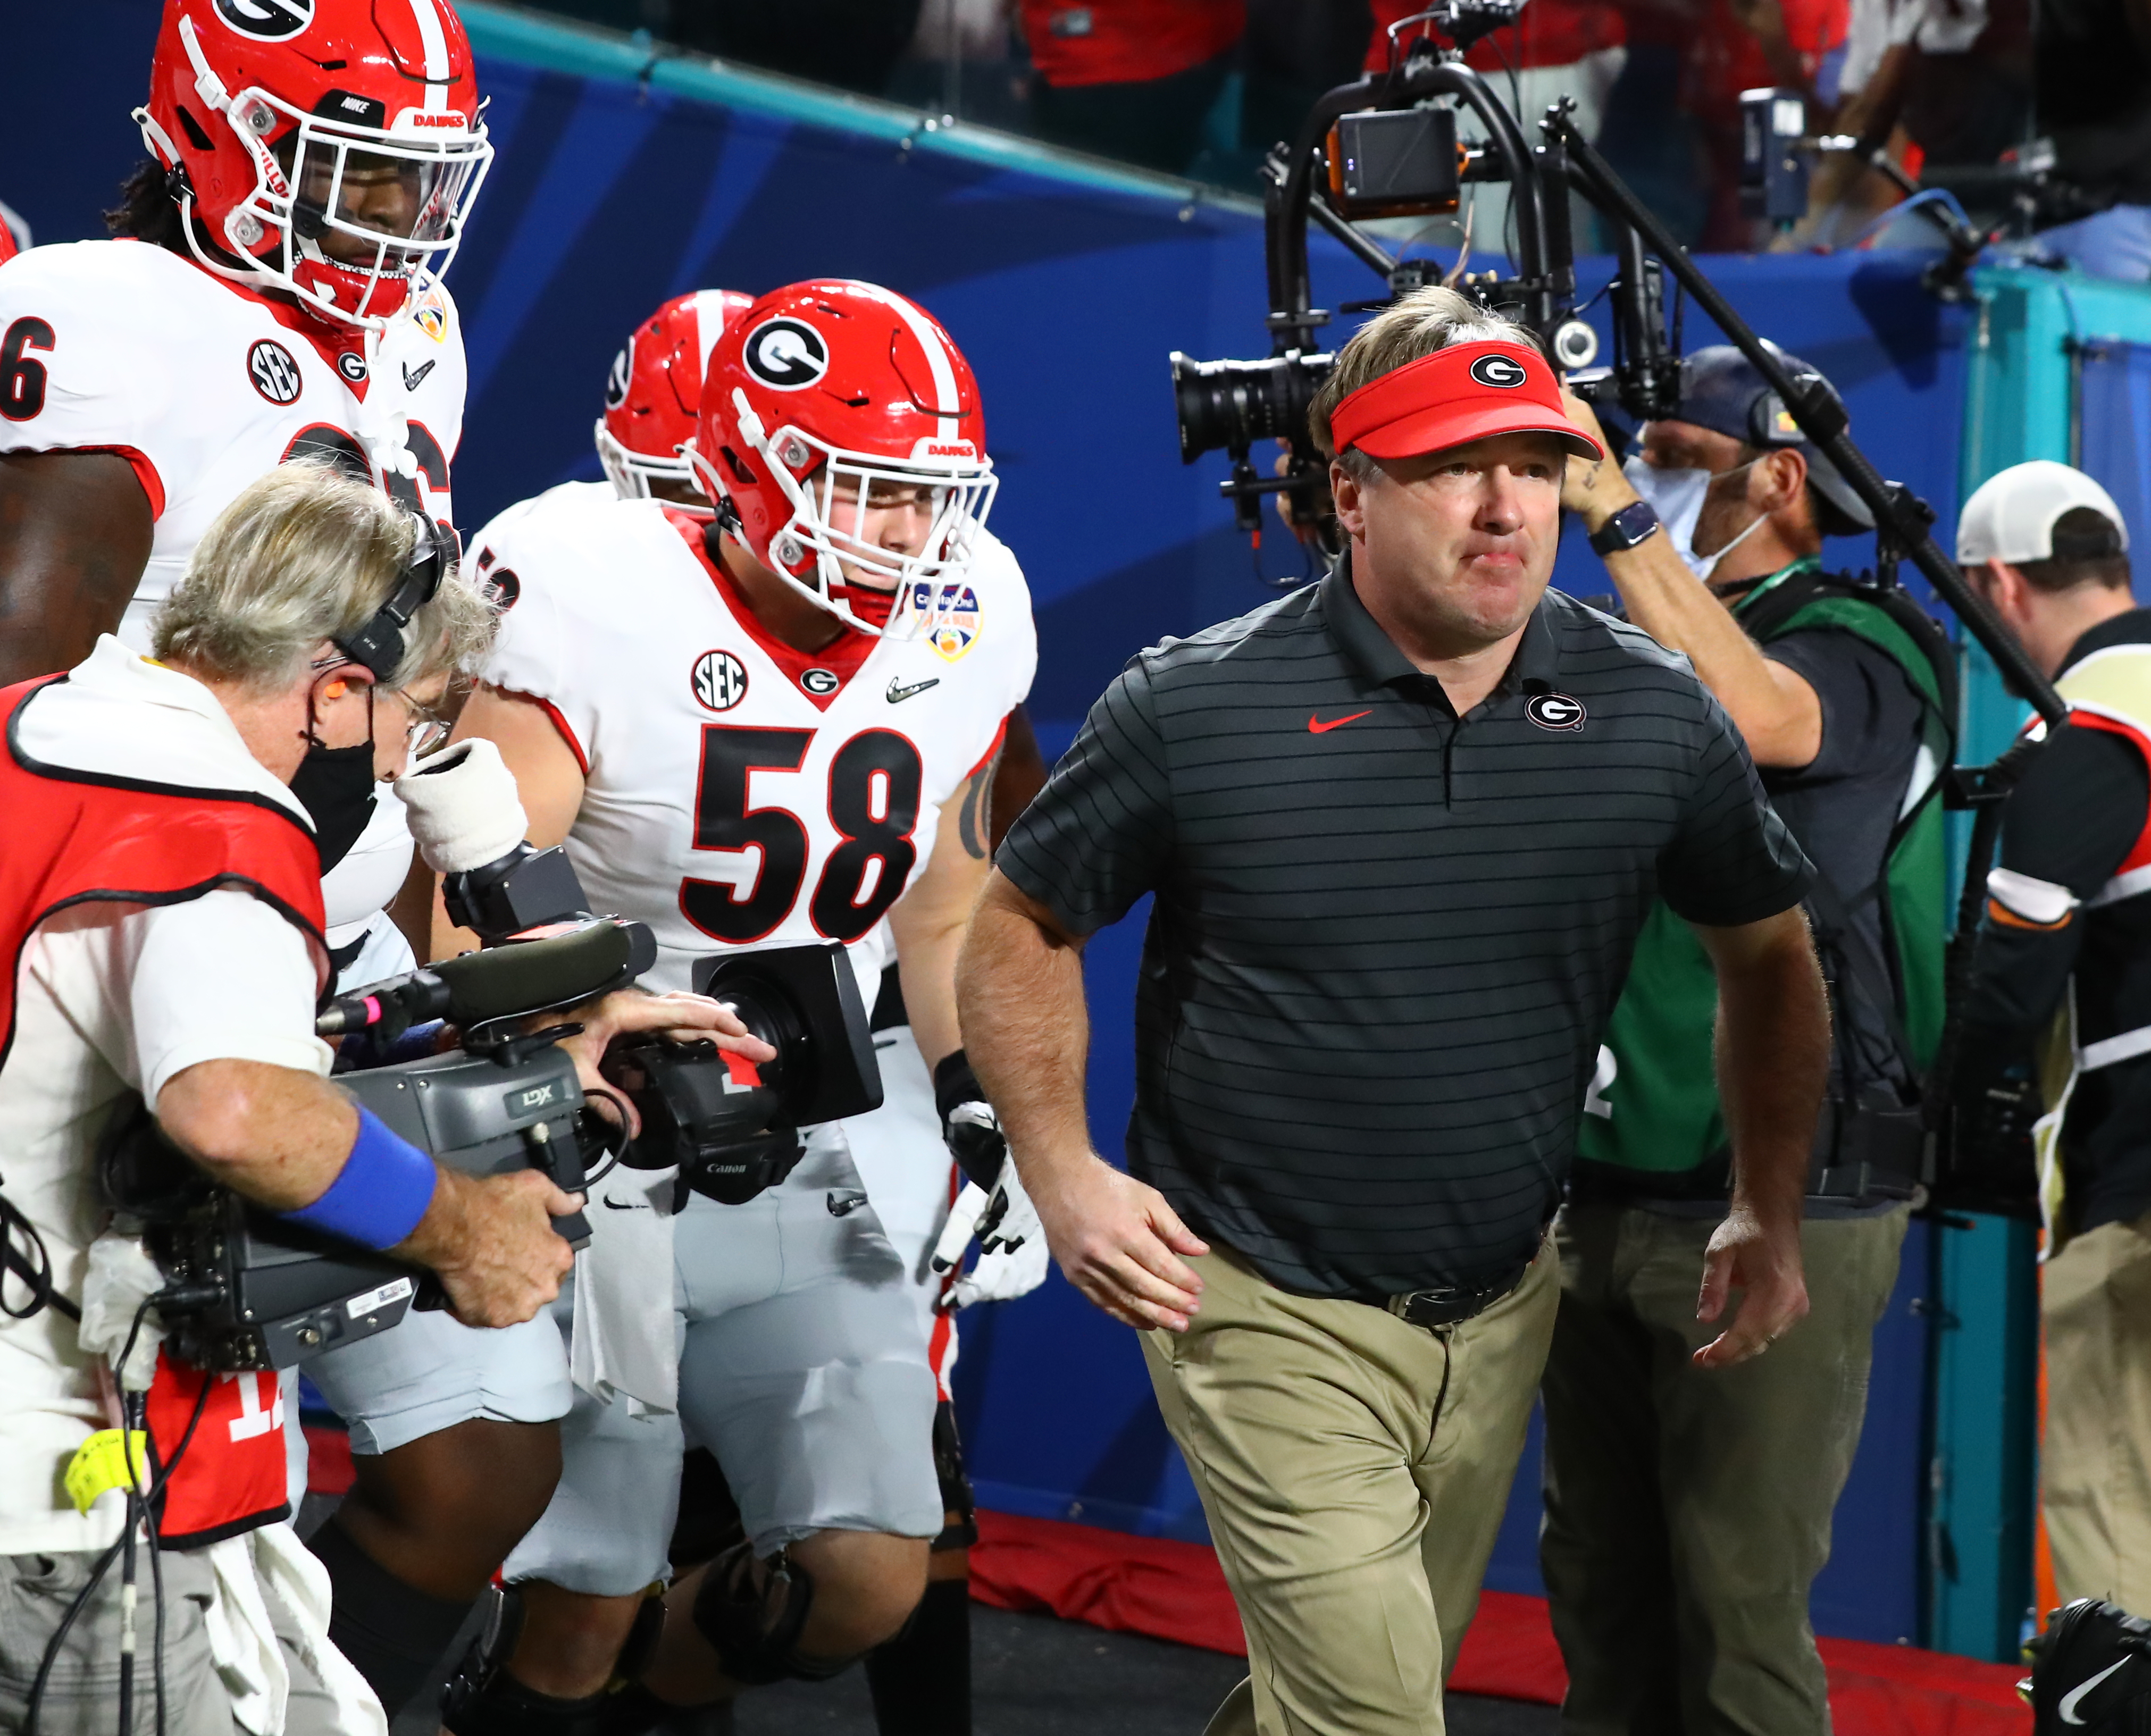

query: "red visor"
left=1328, top=340, right=1603, bottom=463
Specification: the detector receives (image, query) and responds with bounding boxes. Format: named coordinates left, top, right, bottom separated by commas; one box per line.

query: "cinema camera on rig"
left=109, top=843, right=880, bottom=1373
left=1170, top=11, right=2075, bottom=1206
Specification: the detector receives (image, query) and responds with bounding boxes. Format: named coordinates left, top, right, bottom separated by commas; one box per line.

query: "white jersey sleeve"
left=0, top=244, right=182, bottom=515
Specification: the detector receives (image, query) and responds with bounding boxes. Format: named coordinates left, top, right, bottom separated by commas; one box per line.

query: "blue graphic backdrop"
left=3, top=0, right=1977, bottom=1648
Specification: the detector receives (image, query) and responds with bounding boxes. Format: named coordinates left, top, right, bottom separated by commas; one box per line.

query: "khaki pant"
left=1538, top=1202, right=1906, bottom=1736
left=2044, top=1208, right=2151, bottom=1612
left=1141, top=1241, right=1560, bottom=1736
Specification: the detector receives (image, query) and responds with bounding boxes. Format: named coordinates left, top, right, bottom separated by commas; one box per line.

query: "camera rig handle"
left=1229, top=54, right=2068, bottom=748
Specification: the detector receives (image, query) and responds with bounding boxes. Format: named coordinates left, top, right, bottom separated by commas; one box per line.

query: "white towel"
left=203, top=1523, right=386, bottom=1735
left=570, top=1169, right=680, bottom=1416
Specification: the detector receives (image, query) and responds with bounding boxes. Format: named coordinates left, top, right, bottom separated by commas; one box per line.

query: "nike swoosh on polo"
left=1308, top=710, right=1372, bottom=734
left=600, top=1196, right=648, bottom=1211
left=2061, top=1657, right=2131, bottom=1723
left=888, top=675, right=940, bottom=704
left=402, top=359, right=436, bottom=392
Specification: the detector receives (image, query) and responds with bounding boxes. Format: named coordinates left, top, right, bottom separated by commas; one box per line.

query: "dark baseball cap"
left=1671, top=343, right=1873, bottom=535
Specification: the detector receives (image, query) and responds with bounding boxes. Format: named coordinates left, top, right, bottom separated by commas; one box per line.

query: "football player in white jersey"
left=432, top=280, right=1036, bottom=1735
left=0, top=4, right=579, bottom=1719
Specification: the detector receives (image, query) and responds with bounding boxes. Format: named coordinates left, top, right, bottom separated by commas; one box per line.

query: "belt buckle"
left=1386, top=1285, right=1464, bottom=1329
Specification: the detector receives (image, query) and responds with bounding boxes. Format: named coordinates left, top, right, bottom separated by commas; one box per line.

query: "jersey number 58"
left=683, top=724, right=922, bottom=945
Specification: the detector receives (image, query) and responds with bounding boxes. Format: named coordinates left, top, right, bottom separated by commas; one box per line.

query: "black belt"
left=1371, top=1258, right=1530, bottom=1330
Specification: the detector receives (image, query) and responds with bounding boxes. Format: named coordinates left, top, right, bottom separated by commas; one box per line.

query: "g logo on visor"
left=213, top=0, right=316, bottom=39
left=743, top=318, right=830, bottom=392
left=1469, top=353, right=1530, bottom=389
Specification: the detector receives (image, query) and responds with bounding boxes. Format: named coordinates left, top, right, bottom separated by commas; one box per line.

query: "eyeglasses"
left=391, top=689, right=454, bottom=759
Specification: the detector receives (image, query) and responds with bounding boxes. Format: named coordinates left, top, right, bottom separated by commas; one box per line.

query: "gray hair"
left=153, top=460, right=495, bottom=692
left=1309, top=286, right=1541, bottom=484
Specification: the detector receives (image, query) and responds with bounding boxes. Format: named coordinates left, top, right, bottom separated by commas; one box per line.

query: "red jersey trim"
left=494, top=686, right=590, bottom=776
left=74, top=445, right=167, bottom=522
left=966, top=715, right=1010, bottom=783
left=166, top=247, right=370, bottom=393
left=664, top=508, right=876, bottom=712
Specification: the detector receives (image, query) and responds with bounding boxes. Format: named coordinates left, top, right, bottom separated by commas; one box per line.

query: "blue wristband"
left=281, top=1108, right=438, bottom=1251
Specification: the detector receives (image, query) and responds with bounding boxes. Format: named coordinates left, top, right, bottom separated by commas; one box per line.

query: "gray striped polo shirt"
left=997, top=563, right=1811, bottom=1299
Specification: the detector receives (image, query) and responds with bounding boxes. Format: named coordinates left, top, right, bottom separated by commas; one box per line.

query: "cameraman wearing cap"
left=1952, top=463, right=2151, bottom=1612
left=1550, top=346, right=1953, bottom=1734
left=959, top=287, right=1826, bottom=1736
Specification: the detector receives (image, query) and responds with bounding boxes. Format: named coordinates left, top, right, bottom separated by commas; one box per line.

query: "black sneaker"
left=2029, top=1598, right=2151, bottom=1732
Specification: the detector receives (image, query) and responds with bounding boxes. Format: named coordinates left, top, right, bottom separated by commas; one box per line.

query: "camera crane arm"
left=1267, top=54, right=1557, bottom=356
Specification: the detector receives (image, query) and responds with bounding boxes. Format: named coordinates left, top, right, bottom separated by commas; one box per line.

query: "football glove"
left=931, top=1165, right=1048, bottom=1312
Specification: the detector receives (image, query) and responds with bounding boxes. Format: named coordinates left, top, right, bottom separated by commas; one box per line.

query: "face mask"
left=291, top=741, right=379, bottom=873
left=1622, top=455, right=1768, bottom=582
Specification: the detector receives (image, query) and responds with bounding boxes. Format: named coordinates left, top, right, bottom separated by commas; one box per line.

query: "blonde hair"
left=153, top=461, right=495, bottom=692
left=1308, top=287, right=1541, bottom=482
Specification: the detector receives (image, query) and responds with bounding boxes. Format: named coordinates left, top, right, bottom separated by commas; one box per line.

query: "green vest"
left=1575, top=561, right=1952, bottom=1179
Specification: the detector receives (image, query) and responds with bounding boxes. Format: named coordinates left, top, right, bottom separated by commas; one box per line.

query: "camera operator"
left=1547, top=347, right=1951, bottom=1733
left=1952, top=462, right=2151, bottom=1611
left=0, top=463, right=567, bottom=1735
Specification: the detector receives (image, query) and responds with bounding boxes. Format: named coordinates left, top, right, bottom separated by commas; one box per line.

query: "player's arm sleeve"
left=0, top=253, right=176, bottom=518
left=995, top=657, right=1174, bottom=938
left=1963, top=722, right=2151, bottom=1036
left=1657, top=685, right=1815, bottom=927
left=469, top=518, right=590, bottom=769
left=120, top=890, right=333, bottom=1108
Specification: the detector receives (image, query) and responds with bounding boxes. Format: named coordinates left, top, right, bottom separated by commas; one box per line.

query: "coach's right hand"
left=1030, top=1153, right=1209, bottom=1334
left=395, top=1167, right=581, bottom=1329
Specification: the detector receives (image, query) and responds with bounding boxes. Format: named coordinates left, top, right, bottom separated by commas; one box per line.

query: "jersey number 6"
left=1, top=317, right=55, bottom=422
left=682, top=724, right=923, bottom=945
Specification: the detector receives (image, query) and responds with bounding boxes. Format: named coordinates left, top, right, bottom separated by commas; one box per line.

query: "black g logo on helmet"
left=743, top=318, right=830, bottom=392
left=214, top=0, right=315, bottom=40
left=1469, top=352, right=1530, bottom=389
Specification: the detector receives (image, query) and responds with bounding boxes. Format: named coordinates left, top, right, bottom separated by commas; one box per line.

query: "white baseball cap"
left=1957, top=459, right=2129, bottom=565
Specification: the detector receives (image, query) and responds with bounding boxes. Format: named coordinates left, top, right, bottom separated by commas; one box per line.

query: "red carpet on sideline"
left=969, top=1509, right=2032, bottom=1735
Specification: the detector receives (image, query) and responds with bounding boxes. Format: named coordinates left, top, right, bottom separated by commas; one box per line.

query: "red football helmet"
left=135, top=0, right=493, bottom=329
left=694, top=280, right=998, bottom=640
left=0, top=199, right=25, bottom=267
left=595, top=289, right=754, bottom=500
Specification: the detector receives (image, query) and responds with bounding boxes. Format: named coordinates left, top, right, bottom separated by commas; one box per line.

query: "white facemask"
left=1622, top=455, right=1768, bottom=582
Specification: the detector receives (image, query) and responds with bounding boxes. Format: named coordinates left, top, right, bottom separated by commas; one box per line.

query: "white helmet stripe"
left=690, top=290, right=732, bottom=380
left=408, top=0, right=451, bottom=107
left=851, top=282, right=961, bottom=446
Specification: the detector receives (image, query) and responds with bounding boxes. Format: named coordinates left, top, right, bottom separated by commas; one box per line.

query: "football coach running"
left=955, top=287, right=1829, bottom=1736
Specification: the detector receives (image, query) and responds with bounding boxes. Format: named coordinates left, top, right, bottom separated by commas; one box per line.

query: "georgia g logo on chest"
left=680, top=724, right=925, bottom=945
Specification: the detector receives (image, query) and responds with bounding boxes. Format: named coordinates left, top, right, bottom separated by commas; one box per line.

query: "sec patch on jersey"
left=915, top=582, right=982, bottom=661
left=692, top=649, right=749, bottom=712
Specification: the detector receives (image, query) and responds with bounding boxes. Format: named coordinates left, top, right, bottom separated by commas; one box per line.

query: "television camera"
left=109, top=844, right=880, bottom=1372
left=1168, top=4, right=2065, bottom=1209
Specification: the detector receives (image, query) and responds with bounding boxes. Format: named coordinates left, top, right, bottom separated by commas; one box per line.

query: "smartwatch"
left=1588, top=499, right=1662, bottom=557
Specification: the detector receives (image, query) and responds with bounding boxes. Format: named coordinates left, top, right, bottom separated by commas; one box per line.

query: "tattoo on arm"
left=957, top=750, right=999, bottom=860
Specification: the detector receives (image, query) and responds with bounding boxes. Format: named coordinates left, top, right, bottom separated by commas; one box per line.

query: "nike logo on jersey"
left=1308, top=710, right=1371, bottom=734
left=887, top=675, right=941, bottom=705
left=402, top=359, right=436, bottom=392
left=600, top=1196, right=649, bottom=1212
left=2062, top=1658, right=2132, bottom=1723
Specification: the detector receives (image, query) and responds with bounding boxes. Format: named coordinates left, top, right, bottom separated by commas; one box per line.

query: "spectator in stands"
left=1021, top=0, right=1246, bottom=177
